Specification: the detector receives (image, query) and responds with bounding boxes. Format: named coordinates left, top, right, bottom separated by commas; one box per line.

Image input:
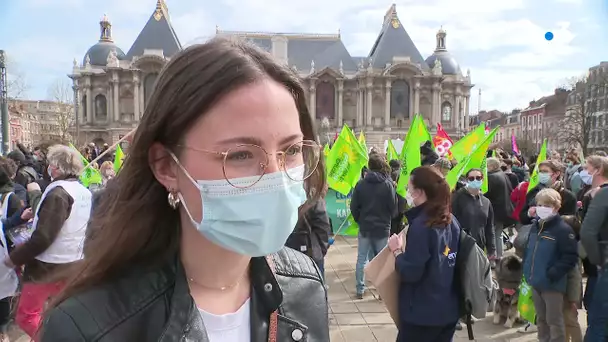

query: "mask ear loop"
left=167, top=150, right=203, bottom=225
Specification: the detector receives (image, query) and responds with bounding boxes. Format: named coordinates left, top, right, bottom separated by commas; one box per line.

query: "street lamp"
left=0, top=50, right=9, bottom=155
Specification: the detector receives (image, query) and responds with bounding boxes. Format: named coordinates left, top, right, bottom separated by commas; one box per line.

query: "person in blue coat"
left=388, top=166, right=460, bottom=342
left=522, top=188, right=578, bottom=342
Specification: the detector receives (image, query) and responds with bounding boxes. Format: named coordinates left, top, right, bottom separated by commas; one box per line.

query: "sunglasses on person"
left=467, top=176, right=483, bottom=181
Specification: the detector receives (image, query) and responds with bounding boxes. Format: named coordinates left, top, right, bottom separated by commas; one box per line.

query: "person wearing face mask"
left=39, top=38, right=329, bottom=342
left=350, top=154, right=396, bottom=299
left=579, top=155, right=608, bottom=341
left=451, top=169, right=496, bottom=258
left=519, top=160, right=577, bottom=225
left=564, top=155, right=583, bottom=195
left=522, top=188, right=579, bottom=342
left=387, top=166, right=461, bottom=342
left=4, top=145, right=92, bottom=338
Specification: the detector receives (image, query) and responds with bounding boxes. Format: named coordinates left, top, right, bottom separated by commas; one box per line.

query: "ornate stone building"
left=70, top=1, right=474, bottom=148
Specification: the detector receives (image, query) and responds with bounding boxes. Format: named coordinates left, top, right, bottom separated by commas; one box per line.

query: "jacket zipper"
left=529, top=221, right=545, bottom=281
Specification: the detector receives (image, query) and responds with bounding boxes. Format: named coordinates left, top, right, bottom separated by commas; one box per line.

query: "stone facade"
left=70, top=1, right=474, bottom=149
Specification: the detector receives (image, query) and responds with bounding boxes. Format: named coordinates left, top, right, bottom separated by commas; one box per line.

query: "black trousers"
left=0, top=297, right=11, bottom=333
left=397, top=322, right=457, bottom=342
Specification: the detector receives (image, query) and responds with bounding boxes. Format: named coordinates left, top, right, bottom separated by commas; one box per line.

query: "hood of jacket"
left=364, top=171, right=388, bottom=184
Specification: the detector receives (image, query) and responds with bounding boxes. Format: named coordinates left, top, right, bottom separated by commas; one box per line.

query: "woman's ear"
left=149, top=143, right=178, bottom=191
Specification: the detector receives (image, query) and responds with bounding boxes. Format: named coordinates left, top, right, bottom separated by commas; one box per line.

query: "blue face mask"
left=538, top=172, right=551, bottom=185
left=467, top=180, right=482, bottom=190
left=173, top=155, right=307, bottom=257
left=579, top=170, right=593, bottom=185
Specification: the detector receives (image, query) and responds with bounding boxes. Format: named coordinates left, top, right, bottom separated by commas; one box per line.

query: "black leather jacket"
left=40, top=247, right=329, bottom=341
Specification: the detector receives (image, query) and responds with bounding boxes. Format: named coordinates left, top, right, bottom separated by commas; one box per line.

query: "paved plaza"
left=9, top=234, right=589, bottom=341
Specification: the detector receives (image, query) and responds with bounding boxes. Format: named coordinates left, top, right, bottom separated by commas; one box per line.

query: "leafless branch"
left=3, top=55, right=29, bottom=99
left=557, top=71, right=608, bottom=156
left=44, top=78, right=74, bottom=143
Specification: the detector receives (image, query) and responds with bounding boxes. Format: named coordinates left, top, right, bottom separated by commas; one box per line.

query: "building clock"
left=391, top=19, right=400, bottom=28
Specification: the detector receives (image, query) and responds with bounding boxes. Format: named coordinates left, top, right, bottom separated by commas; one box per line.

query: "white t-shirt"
left=198, top=299, right=251, bottom=342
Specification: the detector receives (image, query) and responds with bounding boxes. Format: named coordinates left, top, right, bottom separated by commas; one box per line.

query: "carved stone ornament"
left=310, top=60, right=315, bottom=74
left=433, top=59, right=442, bottom=76
left=85, top=54, right=91, bottom=68
left=107, top=49, right=119, bottom=68
left=339, top=60, right=344, bottom=75
left=73, top=58, right=78, bottom=69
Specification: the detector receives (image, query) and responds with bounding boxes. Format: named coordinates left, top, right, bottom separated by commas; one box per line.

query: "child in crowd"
left=522, top=189, right=579, bottom=342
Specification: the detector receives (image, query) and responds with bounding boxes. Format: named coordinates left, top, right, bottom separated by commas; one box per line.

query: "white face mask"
left=170, top=152, right=307, bottom=257
left=536, top=206, right=555, bottom=220
left=406, top=190, right=418, bottom=207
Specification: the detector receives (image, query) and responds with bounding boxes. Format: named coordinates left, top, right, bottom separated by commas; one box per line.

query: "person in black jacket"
left=285, top=198, right=331, bottom=278
left=351, top=153, right=397, bottom=299
left=485, top=157, right=515, bottom=258
left=519, top=160, right=577, bottom=225
left=451, top=168, right=496, bottom=257
left=502, top=159, right=519, bottom=190
left=420, top=141, right=439, bottom=166
left=389, top=159, right=406, bottom=236
left=7, top=150, right=39, bottom=189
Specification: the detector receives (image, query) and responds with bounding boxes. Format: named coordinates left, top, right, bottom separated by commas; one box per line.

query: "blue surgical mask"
left=467, top=180, right=482, bottom=190
left=538, top=172, right=551, bottom=185
left=172, top=154, right=307, bottom=257
left=579, top=170, right=593, bottom=185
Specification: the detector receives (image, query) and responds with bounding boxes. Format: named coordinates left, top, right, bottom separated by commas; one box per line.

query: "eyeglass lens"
left=223, top=141, right=320, bottom=188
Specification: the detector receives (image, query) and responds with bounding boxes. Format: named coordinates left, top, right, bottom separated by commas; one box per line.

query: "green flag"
left=445, top=128, right=498, bottom=191
left=326, top=125, right=368, bottom=196
left=450, top=124, right=487, bottom=162
left=323, top=144, right=330, bottom=158
left=114, top=144, right=125, bottom=173
left=527, top=139, right=547, bottom=193
left=69, top=143, right=102, bottom=187
left=386, top=140, right=399, bottom=161
left=396, top=114, right=432, bottom=197
left=518, top=278, right=536, bottom=322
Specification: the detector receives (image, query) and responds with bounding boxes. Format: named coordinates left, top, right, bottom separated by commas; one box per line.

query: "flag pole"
left=82, top=128, right=136, bottom=171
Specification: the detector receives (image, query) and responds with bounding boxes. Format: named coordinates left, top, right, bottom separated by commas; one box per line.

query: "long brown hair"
left=410, top=166, right=451, bottom=227
left=49, top=37, right=326, bottom=307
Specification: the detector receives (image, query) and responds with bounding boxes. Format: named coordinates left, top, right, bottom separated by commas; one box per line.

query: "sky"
left=0, top=0, right=606, bottom=113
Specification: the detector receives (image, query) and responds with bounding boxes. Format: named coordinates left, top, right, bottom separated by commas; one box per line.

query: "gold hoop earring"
left=168, top=189, right=180, bottom=209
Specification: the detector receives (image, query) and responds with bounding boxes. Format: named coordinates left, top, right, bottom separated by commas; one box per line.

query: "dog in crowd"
left=493, top=254, right=524, bottom=328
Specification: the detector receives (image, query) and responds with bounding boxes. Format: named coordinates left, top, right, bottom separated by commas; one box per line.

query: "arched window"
left=144, top=73, right=159, bottom=106
left=315, top=82, right=335, bottom=119
left=442, top=102, right=452, bottom=122
left=81, top=95, right=87, bottom=121
left=94, top=94, right=107, bottom=120
left=390, top=80, right=409, bottom=118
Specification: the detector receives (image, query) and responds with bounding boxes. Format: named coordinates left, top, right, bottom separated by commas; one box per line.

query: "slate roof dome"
left=83, top=14, right=126, bottom=66
left=83, top=41, right=127, bottom=66
left=425, top=28, right=462, bottom=75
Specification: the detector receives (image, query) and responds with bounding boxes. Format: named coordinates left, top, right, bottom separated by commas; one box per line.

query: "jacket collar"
left=404, top=203, right=427, bottom=222
left=160, top=254, right=283, bottom=339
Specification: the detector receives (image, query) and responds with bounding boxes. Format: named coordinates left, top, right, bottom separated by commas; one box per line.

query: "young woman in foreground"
left=40, top=38, right=329, bottom=342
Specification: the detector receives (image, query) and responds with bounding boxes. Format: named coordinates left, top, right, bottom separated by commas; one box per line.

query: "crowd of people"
left=319, top=142, right=607, bottom=341
left=0, top=37, right=604, bottom=342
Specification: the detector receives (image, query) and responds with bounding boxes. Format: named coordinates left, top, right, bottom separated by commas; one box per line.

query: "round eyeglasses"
left=180, top=140, right=321, bottom=188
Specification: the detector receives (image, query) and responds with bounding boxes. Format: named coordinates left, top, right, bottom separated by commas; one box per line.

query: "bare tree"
left=3, top=55, right=29, bottom=99
left=560, top=73, right=608, bottom=156
left=497, top=137, right=537, bottom=157
left=42, top=79, right=74, bottom=143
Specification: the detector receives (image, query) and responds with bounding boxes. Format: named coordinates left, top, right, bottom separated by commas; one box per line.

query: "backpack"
left=455, top=228, right=494, bottom=340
